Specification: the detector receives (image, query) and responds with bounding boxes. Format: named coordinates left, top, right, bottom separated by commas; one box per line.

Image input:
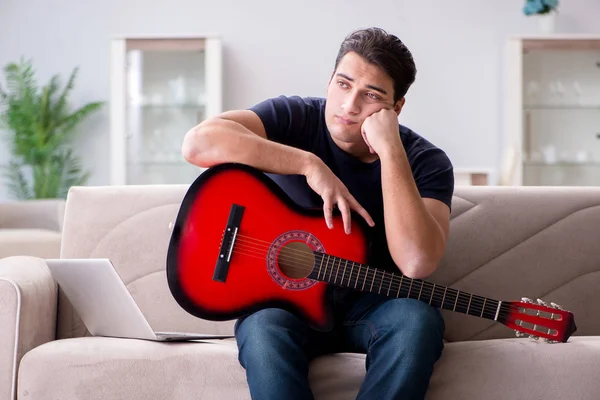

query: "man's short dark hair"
left=334, top=27, right=417, bottom=102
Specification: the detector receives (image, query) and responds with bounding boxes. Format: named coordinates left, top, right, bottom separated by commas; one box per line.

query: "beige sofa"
left=1, top=184, right=600, bottom=400
left=0, top=199, right=65, bottom=259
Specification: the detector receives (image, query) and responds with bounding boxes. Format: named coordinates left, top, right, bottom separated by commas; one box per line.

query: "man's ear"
left=393, top=98, right=406, bottom=115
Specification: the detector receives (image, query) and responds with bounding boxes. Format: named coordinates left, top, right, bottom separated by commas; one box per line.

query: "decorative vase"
left=537, top=11, right=557, bottom=34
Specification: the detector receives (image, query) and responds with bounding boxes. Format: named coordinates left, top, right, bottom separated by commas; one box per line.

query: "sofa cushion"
left=17, top=336, right=600, bottom=400
left=0, top=229, right=62, bottom=258
left=427, top=336, right=600, bottom=400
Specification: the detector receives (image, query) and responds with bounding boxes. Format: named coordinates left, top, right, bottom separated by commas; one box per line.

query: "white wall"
left=1, top=0, right=599, bottom=199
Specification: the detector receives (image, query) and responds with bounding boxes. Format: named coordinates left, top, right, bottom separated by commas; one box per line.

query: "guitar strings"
left=229, top=243, right=564, bottom=332
left=232, top=241, right=505, bottom=317
left=224, top=234, right=549, bottom=321
left=232, top=234, right=497, bottom=311
left=231, top=233, right=562, bottom=324
left=232, top=236, right=499, bottom=313
left=232, top=234, right=563, bottom=331
left=229, top=245, right=534, bottom=324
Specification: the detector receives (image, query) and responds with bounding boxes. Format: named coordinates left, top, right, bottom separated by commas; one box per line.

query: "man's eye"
left=337, top=81, right=349, bottom=89
left=366, top=93, right=380, bottom=100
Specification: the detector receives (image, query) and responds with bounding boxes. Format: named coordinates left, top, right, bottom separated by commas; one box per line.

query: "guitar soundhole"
left=267, top=230, right=322, bottom=290
left=278, top=242, right=315, bottom=279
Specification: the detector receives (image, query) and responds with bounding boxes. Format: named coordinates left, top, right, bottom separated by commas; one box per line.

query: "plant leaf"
left=58, top=148, right=89, bottom=198
left=3, top=160, right=32, bottom=200
left=49, top=101, right=104, bottom=147
left=51, top=67, right=78, bottom=119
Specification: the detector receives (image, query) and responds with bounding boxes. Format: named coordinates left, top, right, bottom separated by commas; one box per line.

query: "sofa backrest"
left=57, top=183, right=600, bottom=342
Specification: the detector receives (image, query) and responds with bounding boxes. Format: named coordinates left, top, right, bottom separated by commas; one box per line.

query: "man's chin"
left=330, top=127, right=359, bottom=142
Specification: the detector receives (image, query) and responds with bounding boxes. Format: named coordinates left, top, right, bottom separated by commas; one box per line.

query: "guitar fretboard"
left=309, top=252, right=507, bottom=321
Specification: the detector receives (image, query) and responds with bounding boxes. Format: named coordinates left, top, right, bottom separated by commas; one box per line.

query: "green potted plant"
left=0, top=58, right=104, bottom=199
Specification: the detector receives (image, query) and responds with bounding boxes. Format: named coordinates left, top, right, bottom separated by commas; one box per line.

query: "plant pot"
left=537, top=11, right=557, bottom=34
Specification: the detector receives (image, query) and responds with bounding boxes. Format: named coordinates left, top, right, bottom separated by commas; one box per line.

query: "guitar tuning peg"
left=521, top=297, right=533, bottom=303
left=515, top=331, right=528, bottom=338
left=530, top=335, right=540, bottom=341
left=550, top=302, right=563, bottom=310
left=537, top=298, right=548, bottom=306
left=544, top=338, right=559, bottom=344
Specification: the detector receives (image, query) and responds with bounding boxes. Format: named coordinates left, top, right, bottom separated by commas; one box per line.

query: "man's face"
left=325, top=51, right=403, bottom=155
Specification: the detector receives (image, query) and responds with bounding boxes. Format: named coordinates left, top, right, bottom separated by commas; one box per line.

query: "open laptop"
left=46, top=258, right=233, bottom=342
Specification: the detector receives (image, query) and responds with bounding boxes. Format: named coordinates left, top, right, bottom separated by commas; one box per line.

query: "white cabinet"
left=110, top=36, right=221, bottom=185
left=502, top=35, right=600, bottom=186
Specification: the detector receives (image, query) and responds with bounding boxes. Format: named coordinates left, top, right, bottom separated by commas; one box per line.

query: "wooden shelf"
left=524, top=162, right=600, bottom=167
left=523, top=105, right=600, bottom=110
left=126, top=38, right=206, bottom=52
left=520, top=36, right=600, bottom=51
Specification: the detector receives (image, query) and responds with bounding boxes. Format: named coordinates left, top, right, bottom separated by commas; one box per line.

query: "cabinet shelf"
left=524, top=161, right=600, bottom=167
left=524, top=105, right=600, bottom=111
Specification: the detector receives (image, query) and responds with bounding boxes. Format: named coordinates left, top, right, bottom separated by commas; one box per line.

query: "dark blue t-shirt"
left=249, top=95, right=454, bottom=275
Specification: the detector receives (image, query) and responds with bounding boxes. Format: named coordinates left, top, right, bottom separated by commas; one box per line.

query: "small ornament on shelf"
left=523, top=0, right=559, bottom=34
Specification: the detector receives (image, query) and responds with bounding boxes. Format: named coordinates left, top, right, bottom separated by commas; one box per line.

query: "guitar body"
left=167, top=163, right=370, bottom=331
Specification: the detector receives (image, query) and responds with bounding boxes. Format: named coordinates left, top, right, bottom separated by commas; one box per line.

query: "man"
left=182, top=27, right=454, bottom=400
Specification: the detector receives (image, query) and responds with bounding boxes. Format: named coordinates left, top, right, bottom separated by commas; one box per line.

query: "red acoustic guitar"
left=166, top=163, right=577, bottom=343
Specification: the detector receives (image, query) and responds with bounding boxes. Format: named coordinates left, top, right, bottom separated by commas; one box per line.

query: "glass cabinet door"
left=111, top=37, right=221, bottom=185
left=521, top=39, right=600, bottom=186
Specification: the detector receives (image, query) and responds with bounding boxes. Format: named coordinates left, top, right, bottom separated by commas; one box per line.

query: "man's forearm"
left=182, top=118, right=317, bottom=176
left=379, top=147, right=446, bottom=279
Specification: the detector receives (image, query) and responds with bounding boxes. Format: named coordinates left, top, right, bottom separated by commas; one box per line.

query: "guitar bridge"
left=213, top=204, right=245, bottom=282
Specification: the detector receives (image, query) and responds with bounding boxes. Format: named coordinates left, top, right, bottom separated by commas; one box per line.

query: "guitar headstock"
left=501, top=297, right=577, bottom=343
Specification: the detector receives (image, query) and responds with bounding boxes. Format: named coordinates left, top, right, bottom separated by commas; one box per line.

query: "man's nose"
left=341, top=91, right=361, bottom=114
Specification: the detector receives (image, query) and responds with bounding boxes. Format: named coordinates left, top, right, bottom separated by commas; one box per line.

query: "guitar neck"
left=310, top=252, right=507, bottom=322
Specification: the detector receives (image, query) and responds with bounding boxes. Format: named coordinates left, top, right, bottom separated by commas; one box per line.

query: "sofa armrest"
left=0, top=256, right=57, bottom=400
left=0, top=200, right=66, bottom=231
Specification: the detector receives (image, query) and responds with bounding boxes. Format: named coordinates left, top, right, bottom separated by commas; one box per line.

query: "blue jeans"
left=234, top=289, right=445, bottom=400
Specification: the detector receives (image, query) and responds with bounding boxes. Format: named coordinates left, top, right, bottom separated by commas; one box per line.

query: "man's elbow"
left=181, top=120, right=217, bottom=167
left=393, top=251, right=442, bottom=280
left=181, top=130, right=199, bottom=164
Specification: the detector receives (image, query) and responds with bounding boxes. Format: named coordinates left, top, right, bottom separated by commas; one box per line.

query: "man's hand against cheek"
left=361, top=108, right=403, bottom=156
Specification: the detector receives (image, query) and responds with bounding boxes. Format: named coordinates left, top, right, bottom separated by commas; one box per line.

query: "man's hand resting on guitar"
left=304, top=159, right=375, bottom=234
